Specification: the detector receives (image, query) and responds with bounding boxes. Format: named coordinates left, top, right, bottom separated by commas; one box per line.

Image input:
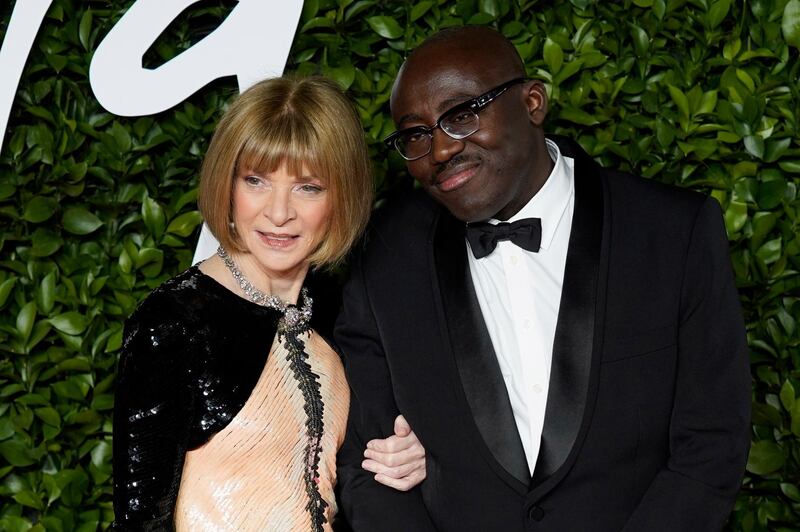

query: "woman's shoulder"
left=122, top=266, right=210, bottom=356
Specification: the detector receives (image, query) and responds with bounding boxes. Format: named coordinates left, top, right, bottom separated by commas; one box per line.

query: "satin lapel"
left=432, top=211, right=531, bottom=488
left=531, top=140, right=606, bottom=491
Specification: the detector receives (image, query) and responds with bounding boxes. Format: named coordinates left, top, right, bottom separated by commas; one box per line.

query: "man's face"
left=390, top=47, right=544, bottom=222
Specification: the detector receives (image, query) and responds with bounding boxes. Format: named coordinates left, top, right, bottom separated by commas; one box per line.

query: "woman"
left=113, top=76, right=424, bottom=531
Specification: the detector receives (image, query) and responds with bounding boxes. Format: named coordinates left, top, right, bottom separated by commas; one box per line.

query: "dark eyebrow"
left=397, top=113, right=424, bottom=127
left=437, top=94, right=473, bottom=113
left=396, top=93, right=476, bottom=127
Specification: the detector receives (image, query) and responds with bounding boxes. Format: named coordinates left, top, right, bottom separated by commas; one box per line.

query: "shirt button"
left=523, top=318, right=531, bottom=329
left=510, top=255, right=519, bottom=266
left=533, top=384, right=543, bottom=394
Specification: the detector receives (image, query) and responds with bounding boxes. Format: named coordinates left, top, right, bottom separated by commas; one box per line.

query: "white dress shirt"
left=467, top=139, right=575, bottom=474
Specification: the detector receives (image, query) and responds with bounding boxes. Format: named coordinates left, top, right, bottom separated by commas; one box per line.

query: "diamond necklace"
left=216, top=245, right=312, bottom=328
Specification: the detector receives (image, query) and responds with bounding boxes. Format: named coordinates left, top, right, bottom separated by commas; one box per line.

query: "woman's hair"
left=198, top=75, right=373, bottom=268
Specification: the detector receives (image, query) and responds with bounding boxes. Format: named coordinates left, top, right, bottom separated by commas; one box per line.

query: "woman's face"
left=232, top=162, right=330, bottom=278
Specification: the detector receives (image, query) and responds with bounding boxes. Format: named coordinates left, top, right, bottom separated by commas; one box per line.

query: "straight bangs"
left=234, top=113, right=324, bottom=183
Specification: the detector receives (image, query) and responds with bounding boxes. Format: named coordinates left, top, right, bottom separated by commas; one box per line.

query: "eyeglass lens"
left=397, top=107, right=480, bottom=159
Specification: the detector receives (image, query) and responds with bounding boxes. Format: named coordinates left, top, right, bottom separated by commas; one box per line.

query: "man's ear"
left=524, top=80, right=548, bottom=126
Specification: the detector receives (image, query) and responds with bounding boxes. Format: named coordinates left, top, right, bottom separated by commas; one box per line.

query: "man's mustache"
left=433, top=154, right=481, bottom=181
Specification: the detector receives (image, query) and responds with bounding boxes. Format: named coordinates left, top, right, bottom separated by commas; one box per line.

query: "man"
left=335, top=26, right=750, bottom=531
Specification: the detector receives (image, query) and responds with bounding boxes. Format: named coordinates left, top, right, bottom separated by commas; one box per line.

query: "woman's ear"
left=524, top=80, right=548, bottom=126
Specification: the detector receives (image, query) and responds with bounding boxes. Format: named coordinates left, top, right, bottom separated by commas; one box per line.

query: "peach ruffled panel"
left=174, top=331, right=349, bottom=531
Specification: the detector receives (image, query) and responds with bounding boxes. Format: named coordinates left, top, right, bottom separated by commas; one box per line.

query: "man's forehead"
left=391, top=60, right=502, bottom=123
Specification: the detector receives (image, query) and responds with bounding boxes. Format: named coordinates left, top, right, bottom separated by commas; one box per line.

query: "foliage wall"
left=0, top=0, right=798, bottom=530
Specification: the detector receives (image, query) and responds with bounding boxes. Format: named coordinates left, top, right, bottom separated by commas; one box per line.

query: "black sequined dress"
left=112, top=265, right=344, bottom=531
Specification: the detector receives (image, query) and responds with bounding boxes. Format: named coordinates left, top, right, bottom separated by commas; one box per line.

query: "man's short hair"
left=198, top=75, right=373, bottom=268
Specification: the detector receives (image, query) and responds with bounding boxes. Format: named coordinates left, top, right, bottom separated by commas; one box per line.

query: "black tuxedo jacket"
left=334, top=137, right=750, bottom=531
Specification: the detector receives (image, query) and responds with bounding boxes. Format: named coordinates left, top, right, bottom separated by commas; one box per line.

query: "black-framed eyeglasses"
left=384, top=77, right=527, bottom=161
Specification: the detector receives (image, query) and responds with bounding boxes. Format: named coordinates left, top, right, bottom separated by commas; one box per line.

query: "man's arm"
left=623, top=197, right=751, bottom=531
left=334, top=248, right=437, bottom=531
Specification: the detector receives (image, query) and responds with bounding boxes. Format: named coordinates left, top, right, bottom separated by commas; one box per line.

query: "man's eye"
left=405, top=132, right=425, bottom=144
left=448, top=111, right=473, bottom=124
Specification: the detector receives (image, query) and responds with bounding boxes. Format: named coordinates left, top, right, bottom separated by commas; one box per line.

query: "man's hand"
left=362, top=415, right=426, bottom=491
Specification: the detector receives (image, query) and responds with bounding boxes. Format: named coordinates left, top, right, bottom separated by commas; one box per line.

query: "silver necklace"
left=216, top=245, right=312, bottom=329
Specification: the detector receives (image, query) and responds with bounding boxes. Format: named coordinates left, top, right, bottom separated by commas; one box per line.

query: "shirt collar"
left=492, top=138, right=574, bottom=251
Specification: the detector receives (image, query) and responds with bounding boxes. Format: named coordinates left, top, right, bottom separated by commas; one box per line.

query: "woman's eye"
left=243, top=175, right=262, bottom=186
left=298, top=184, right=324, bottom=194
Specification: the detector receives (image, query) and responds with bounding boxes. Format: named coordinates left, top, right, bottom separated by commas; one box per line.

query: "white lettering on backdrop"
left=0, top=0, right=53, bottom=155
left=89, top=0, right=302, bottom=116
left=0, top=0, right=303, bottom=262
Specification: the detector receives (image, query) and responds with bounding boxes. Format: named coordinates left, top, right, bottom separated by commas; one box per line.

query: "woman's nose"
left=263, top=188, right=295, bottom=225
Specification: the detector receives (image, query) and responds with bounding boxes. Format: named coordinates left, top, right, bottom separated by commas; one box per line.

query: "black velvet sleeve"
left=113, top=293, right=192, bottom=532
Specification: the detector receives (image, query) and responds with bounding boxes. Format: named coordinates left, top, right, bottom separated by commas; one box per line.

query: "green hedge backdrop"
left=1, top=0, right=798, bottom=529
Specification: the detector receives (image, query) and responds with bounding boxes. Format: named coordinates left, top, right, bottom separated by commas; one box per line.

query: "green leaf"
left=630, top=24, right=649, bottom=57
left=79, top=9, right=92, bottom=50
left=543, top=38, right=563, bottom=74
left=667, top=85, right=689, bottom=121
left=780, top=483, right=800, bottom=502
left=479, top=0, right=499, bottom=18
left=780, top=380, right=796, bottom=413
left=783, top=0, right=800, bottom=48
left=300, top=16, right=335, bottom=32
left=366, top=16, right=403, bottom=39
left=37, top=271, right=56, bottom=315
left=62, top=207, right=103, bottom=235
left=756, top=237, right=782, bottom=265
left=49, top=311, right=89, bottom=335
left=31, top=228, right=62, bottom=257
left=23, top=196, right=58, bottom=223
left=778, top=160, right=800, bottom=173
left=723, top=200, right=747, bottom=234
left=0, top=277, right=17, bottom=308
left=743, top=135, right=765, bottom=159
left=707, top=0, right=731, bottom=29
left=90, top=441, right=111, bottom=467
left=764, top=137, right=791, bottom=163
left=410, top=1, right=434, bottom=21
left=324, top=64, right=356, bottom=90
left=108, top=121, right=132, bottom=153
left=51, top=378, right=90, bottom=401
left=142, top=195, right=166, bottom=239
left=792, top=399, right=800, bottom=437
left=13, top=490, right=43, bottom=510
left=34, top=407, right=61, bottom=427
left=16, top=301, right=37, bottom=343
left=747, top=441, right=785, bottom=475
left=558, top=106, right=600, bottom=126
left=166, top=211, right=203, bottom=237
left=757, top=179, right=787, bottom=210
left=0, top=440, right=36, bottom=467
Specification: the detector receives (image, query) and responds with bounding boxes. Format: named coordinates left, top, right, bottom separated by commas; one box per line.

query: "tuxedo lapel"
left=432, top=212, right=530, bottom=489
left=531, top=137, right=607, bottom=491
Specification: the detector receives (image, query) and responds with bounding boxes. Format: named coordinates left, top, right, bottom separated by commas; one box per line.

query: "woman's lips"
left=434, top=164, right=479, bottom=192
left=257, top=231, right=299, bottom=249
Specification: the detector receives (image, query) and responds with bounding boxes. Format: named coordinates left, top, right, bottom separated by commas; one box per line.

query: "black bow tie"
left=465, top=218, right=542, bottom=259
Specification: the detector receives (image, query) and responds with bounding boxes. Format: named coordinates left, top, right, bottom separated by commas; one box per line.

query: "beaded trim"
left=280, top=323, right=328, bottom=531
left=217, top=245, right=326, bottom=530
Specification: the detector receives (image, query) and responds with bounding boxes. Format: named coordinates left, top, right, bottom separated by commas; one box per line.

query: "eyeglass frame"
left=383, top=77, right=528, bottom=161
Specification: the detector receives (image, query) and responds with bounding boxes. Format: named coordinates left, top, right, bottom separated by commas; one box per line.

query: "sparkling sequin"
left=113, top=265, right=343, bottom=530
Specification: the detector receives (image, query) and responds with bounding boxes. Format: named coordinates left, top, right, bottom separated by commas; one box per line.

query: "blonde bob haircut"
left=198, top=75, right=373, bottom=268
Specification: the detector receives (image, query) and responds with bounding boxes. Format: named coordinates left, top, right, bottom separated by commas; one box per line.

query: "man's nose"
left=430, top=128, right=464, bottom=163
left=263, top=188, right=295, bottom=226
